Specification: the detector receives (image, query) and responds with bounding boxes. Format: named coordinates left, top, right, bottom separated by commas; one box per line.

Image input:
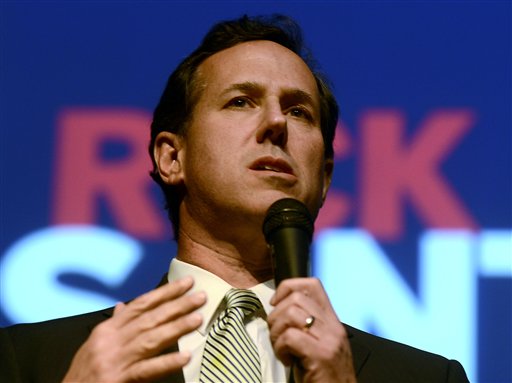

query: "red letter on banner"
left=360, top=109, right=477, bottom=240
left=52, top=108, right=167, bottom=239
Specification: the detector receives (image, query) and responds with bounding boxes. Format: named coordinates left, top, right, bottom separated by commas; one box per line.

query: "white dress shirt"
left=168, top=258, right=288, bottom=383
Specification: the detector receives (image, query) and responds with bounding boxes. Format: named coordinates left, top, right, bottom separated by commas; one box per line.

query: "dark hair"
left=149, top=14, right=339, bottom=238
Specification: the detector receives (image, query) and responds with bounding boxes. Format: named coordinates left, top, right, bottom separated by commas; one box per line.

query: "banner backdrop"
left=1, top=2, right=510, bottom=382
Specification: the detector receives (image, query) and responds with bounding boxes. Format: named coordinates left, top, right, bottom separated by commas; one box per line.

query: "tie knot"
left=225, top=288, right=262, bottom=317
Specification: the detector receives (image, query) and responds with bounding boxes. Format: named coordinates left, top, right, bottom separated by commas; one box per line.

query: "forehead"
left=195, top=40, right=320, bottom=101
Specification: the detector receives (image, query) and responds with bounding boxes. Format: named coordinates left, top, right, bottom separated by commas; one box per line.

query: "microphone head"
left=262, top=198, right=314, bottom=242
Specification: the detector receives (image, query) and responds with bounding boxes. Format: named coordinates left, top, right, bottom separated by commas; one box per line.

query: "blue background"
left=1, top=1, right=511, bottom=382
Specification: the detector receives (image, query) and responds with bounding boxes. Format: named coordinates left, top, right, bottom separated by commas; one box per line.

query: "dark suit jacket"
left=0, top=277, right=469, bottom=383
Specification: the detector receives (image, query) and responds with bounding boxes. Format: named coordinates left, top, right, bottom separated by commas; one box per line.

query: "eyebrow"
left=220, top=81, right=264, bottom=97
left=281, top=88, right=317, bottom=107
left=220, top=81, right=317, bottom=106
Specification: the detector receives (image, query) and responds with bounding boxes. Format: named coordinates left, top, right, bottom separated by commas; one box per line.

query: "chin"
left=241, top=185, right=320, bottom=213
left=251, top=192, right=307, bottom=214
left=237, top=194, right=284, bottom=216
left=262, top=191, right=298, bottom=205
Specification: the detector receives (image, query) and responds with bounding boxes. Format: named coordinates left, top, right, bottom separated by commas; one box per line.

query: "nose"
left=255, top=101, right=287, bottom=147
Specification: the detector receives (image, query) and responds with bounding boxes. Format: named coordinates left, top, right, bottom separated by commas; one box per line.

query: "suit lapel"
left=344, top=324, right=371, bottom=376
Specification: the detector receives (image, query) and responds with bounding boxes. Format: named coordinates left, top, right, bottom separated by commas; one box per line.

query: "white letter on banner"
left=0, top=225, right=142, bottom=323
left=479, top=230, right=512, bottom=277
left=313, top=229, right=476, bottom=381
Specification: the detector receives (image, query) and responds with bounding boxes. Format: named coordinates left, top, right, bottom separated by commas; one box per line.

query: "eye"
left=290, top=108, right=304, bottom=117
left=289, top=106, right=311, bottom=120
left=226, top=97, right=250, bottom=108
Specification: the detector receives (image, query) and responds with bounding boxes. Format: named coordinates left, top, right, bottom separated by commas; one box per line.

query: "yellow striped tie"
left=200, top=289, right=262, bottom=383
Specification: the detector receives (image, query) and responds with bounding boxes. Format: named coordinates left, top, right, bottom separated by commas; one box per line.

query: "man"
left=0, top=15, right=469, bottom=382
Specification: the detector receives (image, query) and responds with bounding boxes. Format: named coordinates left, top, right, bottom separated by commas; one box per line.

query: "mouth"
left=250, top=157, right=294, bottom=176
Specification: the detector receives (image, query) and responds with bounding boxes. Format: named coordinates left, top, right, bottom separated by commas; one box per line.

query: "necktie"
left=200, top=288, right=262, bottom=383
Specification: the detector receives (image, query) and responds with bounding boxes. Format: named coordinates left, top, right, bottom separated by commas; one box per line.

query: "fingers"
left=118, top=277, right=206, bottom=378
left=63, top=276, right=207, bottom=382
left=125, top=288, right=206, bottom=335
left=270, top=277, right=329, bottom=308
left=125, top=351, right=192, bottom=382
left=116, top=279, right=206, bottom=361
left=113, top=301, right=126, bottom=315
left=268, top=278, right=337, bottom=339
left=268, top=277, right=355, bottom=382
left=113, top=276, right=196, bottom=326
left=129, top=310, right=203, bottom=361
left=271, top=327, right=314, bottom=366
left=268, top=295, right=322, bottom=344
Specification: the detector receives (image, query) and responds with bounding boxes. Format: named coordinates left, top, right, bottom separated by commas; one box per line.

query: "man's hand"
left=63, top=276, right=205, bottom=382
left=268, top=278, right=357, bottom=383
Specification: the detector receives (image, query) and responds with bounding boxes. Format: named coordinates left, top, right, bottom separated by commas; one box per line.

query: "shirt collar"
left=168, top=258, right=276, bottom=336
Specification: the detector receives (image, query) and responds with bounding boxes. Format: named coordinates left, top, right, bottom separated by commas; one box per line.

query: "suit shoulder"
left=345, top=324, right=469, bottom=382
left=1, top=308, right=113, bottom=382
left=347, top=323, right=444, bottom=360
left=4, top=307, right=113, bottom=340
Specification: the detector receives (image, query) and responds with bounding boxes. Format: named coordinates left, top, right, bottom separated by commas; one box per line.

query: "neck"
left=176, top=229, right=273, bottom=288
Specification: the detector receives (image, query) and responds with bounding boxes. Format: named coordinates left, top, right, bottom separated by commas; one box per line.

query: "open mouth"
left=258, top=164, right=284, bottom=172
left=251, top=157, right=294, bottom=175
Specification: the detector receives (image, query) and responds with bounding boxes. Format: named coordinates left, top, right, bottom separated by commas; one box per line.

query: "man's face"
left=178, top=40, right=333, bottom=226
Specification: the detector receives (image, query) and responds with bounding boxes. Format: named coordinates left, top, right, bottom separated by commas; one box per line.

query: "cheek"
left=299, top=137, right=327, bottom=191
left=300, top=136, right=325, bottom=169
left=186, top=119, right=222, bottom=161
left=186, top=132, right=237, bottom=181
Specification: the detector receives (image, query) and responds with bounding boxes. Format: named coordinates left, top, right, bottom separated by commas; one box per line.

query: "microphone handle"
left=269, top=227, right=310, bottom=286
left=266, top=224, right=312, bottom=379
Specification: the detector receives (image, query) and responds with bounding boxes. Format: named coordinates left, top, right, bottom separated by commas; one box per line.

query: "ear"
left=321, top=158, right=334, bottom=205
left=153, top=132, right=185, bottom=186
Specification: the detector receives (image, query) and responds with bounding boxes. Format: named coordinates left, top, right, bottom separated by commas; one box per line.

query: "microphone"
left=262, top=198, right=314, bottom=286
